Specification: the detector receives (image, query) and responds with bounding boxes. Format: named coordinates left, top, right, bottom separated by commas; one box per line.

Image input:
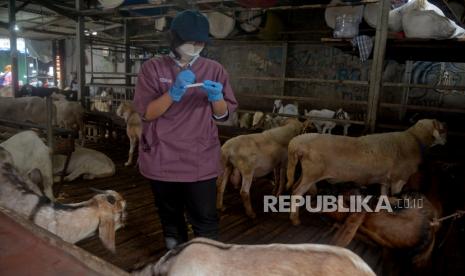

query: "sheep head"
left=93, top=189, right=127, bottom=253
left=414, top=119, right=447, bottom=147
left=252, top=112, right=265, bottom=129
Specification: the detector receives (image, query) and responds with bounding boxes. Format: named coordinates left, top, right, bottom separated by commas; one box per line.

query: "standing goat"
left=135, top=237, right=375, bottom=276
left=0, top=146, right=126, bottom=253
left=286, top=119, right=446, bottom=225
left=304, top=108, right=351, bottom=136
left=116, top=101, right=142, bottom=166
left=217, top=119, right=304, bottom=218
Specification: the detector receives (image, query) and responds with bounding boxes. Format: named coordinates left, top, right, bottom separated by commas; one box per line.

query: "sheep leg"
left=240, top=171, right=256, bottom=219
left=289, top=181, right=316, bottom=226
left=314, top=124, right=323, bottom=133
left=272, top=167, right=280, bottom=195
left=216, top=165, right=231, bottom=211
left=380, top=184, right=389, bottom=195
left=276, top=165, right=287, bottom=196
left=331, top=212, right=366, bottom=247
left=125, top=136, right=136, bottom=166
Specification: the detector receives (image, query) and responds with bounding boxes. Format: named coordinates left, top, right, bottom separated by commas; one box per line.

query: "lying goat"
left=0, top=146, right=126, bottom=252
left=53, top=145, right=115, bottom=182
left=304, top=108, right=351, bottom=136
left=327, top=193, right=438, bottom=267
left=286, top=119, right=446, bottom=225
left=217, top=119, right=304, bottom=218
left=272, top=99, right=299, bottom=115
left=116, top=101, right=142, bottom=166
left=135, top=237, right=375, bottom=276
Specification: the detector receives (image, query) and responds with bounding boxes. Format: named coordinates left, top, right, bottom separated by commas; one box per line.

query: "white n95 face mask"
left=176, top=43, right=204, bottom=59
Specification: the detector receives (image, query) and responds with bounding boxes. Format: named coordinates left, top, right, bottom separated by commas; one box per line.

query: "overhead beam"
left=15, top=0, right=31, bottom=13
left=34, top=0, right=77, bottom=21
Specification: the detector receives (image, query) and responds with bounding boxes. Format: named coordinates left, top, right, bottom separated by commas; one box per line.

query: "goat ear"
left=98, top=200, right=116, bottom=253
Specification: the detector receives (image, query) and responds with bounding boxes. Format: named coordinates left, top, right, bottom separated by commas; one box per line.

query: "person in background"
left=133, top=10, right=238, bottom=249
left=1, top=65, right=12, bottom=87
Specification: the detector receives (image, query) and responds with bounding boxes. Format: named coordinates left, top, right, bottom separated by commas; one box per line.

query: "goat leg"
left=125, top=136, right=136, bottom=166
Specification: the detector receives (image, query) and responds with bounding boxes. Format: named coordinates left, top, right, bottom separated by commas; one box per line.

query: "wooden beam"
left=366, top=0, right=389, bottom=133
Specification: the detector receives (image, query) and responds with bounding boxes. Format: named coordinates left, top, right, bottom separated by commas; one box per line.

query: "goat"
left=217, top=119, right=304, bottom=218
left=272, top=99, right=299, bottom=115
left=53, top=145, right=116, bottom=182
left=239, top=112, right=253, bottom=129
left=134, top=237, right=375, bottom=276
left=0, top=146, right=127, bottom=253
left=304, top=108, right=351, bottom=136
left=53, top=98, right=86, bottom=145
left=0, top=96, right=57, bottom=126
left=1, top=130, right=55, bottom=200
left=116, top=101, right=142, bottom=166
left=286, top=119, right=446, bottom=225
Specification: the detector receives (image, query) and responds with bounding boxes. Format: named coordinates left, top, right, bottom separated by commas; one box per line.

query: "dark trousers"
left=150, top=178, right=219, bottom=243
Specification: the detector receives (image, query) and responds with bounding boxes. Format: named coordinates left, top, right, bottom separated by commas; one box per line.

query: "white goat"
left=53, top=146, right=116, bottom=182
left=272, top=99, right=299, bottom=115
left=304, top=108, right=351, bottom=136
left=285, top=119, right=447, bottom=225
left=217, top=119, right=304, bottom=218
left=1, top=131, right=55, bottom=200
left=0, top=146, right=127, bottom=253
left=135, top=237, right=375, bottom=276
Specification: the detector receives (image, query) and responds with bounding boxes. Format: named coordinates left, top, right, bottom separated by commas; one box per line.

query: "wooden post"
left=399, top=60, right=413, bottom=121
left=76, top=0, right=86, bottom=105
left=281, top=42, right=288, bottom=97
left=366, top=0, right=390, bottom=132
left=8, top=0, right=19, bottom=96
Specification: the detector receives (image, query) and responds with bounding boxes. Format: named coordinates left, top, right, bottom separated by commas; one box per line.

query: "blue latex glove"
left=202, top=80, right=224, bottom=102
left=169, top=70, right=195, bottom=102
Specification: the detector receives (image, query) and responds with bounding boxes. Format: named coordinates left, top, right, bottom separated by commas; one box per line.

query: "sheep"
left=217, top=119, right=304, bottom=218
left=116, top=101, right=142, bottom=166
left=53, top=145, right=116, bottom=182
left=252, top=112, right=285, bottom=130
left=304, top=108, right=351, bottom=136
left=0, top=146, right=127, bottom=253
left=1, top=130, right=55, bottom=200
left=134, top=237, right=375, bottom=276
left=325, top=192, right=438, bottom=267
left=286, top=119, right=446, bottom=225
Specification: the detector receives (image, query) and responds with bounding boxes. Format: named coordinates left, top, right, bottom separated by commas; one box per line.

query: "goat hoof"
left=291, top=218, right=301, bottom=226
left=124, top=162, right=131, bottom=166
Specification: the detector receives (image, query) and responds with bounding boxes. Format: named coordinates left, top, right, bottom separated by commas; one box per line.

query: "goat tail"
left=286, top=143, right=300, bottom=191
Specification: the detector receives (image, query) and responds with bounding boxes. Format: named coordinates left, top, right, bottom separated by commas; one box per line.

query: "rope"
left=430, top=210, right=465, bottom=227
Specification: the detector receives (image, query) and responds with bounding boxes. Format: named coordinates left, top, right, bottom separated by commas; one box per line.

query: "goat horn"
left=89, top=187, right=106, bottom=193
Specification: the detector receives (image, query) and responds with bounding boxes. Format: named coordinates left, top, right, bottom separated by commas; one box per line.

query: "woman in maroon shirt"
left=133, top=10, right=238, bottom=249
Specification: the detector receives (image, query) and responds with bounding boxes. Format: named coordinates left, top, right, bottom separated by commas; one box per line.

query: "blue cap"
left=170, top=10, right=210, bottom=43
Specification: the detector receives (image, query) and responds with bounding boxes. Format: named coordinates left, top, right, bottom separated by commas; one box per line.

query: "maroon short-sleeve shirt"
left=133, top=56, right=238, bottom=182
